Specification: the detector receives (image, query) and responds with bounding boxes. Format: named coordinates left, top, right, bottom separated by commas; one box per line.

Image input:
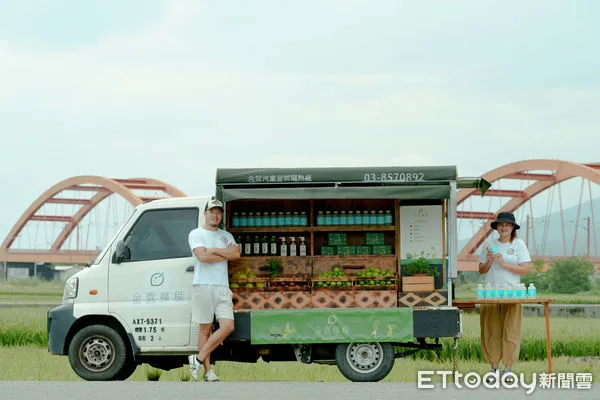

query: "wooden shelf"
left=313, top=255, right=396, bottom=260
left=230, top=227, right=310, bottom=233
left=313, top=226, right=395, bottom=232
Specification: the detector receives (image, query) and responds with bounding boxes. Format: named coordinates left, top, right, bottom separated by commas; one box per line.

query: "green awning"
left=220, top=185, right=451, bottom=202
left=216, top=166, right=457, bottom=185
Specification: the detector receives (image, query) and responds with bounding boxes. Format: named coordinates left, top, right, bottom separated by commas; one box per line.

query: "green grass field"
left=1, top=306, right=599, bottom=381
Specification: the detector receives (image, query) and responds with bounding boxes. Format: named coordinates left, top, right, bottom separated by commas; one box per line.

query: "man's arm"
left=193, top=246, right=227, bottom=263
left=212, top=243, right=241, bottom=261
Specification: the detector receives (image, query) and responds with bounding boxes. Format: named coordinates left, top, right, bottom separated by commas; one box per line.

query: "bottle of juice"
left=340, top=211, right=347, bottom=225
left=317, top=211, right=324, bottom=226
left=325, top=211, right=332, bottom=225
left=240, top=212, right=248, bottom=227
left=253, top=236, right=260, bottom=255
left=244, top=236, right=252, bottom=256
left=285, top=212, right=293, bottom=226
left=347, top=211, right=355, bottom=225
left=355, top=211, right=362, bottom=225
left=270, top=236, right=278, bottom=256
left=362, top=211, right=370, bottom=225
left=279, top=237, right=288, bottom=257
left=262, top=212, right=270, bottom=227
left=332, top=211, right=340, bottom=225
left=300, top=211, right=307, bottom=226
left=369, top=210, right=377, bottom=225
left=293, top=211, right=300, bottom=226
left=232, top=212, right=240, bottom=227
left=261, top=236, right=269, bottom=255
left=255, top=212, right=262, bottom=227
left=384, top=210, right=392, bottom=225
left=289, top=237, right=297, bottom=256
left=377, top=210, right=385, bottom=225
left=299, top=237, right=307, bottom=256
left=248, top=212, right=255, bottom=227
left=278, top=212, right=285, bottom=226
left=270, top=212, right=277, bottom=227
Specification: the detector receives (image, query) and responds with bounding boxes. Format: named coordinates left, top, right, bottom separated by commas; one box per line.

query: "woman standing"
left=478, top=211, right=532, bottom=379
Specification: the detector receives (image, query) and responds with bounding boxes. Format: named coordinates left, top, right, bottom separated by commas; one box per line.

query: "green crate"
left=365, top=232, right=385, bottom=245
left=336, top=245, right=356, bottom=255
left=328, top=232, right=347, bottom=246
left=372, top=245, right=392, bottom=255
left=321, top=246, right=337, bottom=256
left=355, top=245, right=373, bottom=255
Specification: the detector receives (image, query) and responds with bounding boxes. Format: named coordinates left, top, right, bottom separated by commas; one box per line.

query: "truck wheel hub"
left=347, top=343, right=383, bottom=373
left=81, top=337, right=114, bottom=371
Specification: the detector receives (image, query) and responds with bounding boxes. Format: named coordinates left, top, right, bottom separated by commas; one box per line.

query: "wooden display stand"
left=227, top=198, right=445, bottom=309
left=453, top=298, right=556, bottom=373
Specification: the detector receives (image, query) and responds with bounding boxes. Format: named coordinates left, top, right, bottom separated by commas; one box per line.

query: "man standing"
left=188, top=198, right=240, bottom=382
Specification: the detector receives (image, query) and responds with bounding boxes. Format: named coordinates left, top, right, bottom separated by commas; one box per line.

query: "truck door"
left=108, top=207, right=199, bottom=347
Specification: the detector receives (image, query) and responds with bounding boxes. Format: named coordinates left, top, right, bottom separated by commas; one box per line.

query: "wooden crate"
left=401, top=275, right=434, bottom=292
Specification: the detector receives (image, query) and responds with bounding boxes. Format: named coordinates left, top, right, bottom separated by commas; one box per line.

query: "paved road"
left=0, top=382, right=597, bottom=400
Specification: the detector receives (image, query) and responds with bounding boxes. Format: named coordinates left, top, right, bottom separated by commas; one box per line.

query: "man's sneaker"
left=188, top=355, right=200, bottom=381
left=204, top=368, right=220, bottom=382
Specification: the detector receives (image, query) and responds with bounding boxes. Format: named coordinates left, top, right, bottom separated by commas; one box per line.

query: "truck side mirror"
left=112, top=240, right=131, bottom=264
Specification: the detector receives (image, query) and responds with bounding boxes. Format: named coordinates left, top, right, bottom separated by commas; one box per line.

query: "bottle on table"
left=476, top=283, right=485, bottom=299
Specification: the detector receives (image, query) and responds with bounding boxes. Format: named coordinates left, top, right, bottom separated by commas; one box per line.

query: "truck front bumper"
left=47, top=303, right=76, bottom=355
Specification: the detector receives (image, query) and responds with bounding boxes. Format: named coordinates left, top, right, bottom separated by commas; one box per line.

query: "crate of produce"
left=372, top=245, right=392, bottom=255
left=328, top=232, right=347, bottom=246
left=355, top=245, right=373, bottom=255
left=353, top=266, right=398, bottom=290
left=365, top=232, right=385, bottom=245
left=336, top=245, right=356, bottom=255
left=321, top=246, right=337, bottom=256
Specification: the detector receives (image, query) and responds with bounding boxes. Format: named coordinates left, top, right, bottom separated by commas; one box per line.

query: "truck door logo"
left=150, top=272, right=165, bottom=287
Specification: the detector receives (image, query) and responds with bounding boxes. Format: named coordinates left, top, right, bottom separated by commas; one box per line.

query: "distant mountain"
left=459, top=197, right=600, bottom=257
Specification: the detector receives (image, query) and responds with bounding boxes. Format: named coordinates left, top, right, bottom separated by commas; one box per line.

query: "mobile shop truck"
left=47, top=166, right=489, bottom=382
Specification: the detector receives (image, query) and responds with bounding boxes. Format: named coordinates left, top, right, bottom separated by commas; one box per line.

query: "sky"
left=1, top=0, right=599, bottom=248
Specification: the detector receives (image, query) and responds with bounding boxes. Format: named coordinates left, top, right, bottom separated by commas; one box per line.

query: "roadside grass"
left=0, top=346, right=598, bottom=382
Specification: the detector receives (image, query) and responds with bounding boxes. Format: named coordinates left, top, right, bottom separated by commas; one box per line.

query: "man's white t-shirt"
left=478, top=238, right=531, bottom=286
left=188, top=227, right=237, bottom=286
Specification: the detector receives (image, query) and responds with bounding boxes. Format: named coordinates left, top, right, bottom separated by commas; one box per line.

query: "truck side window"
left=123, top=208, right=198, bottom=262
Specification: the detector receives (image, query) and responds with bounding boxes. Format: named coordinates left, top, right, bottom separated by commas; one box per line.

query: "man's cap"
left=490, top=211, right=520, bottom=230
left=205, top=199, right=224, bottom=211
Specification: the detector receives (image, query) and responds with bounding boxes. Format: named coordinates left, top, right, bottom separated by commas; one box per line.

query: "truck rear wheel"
left=68, top=325, right=132, bottom=381
left=335, top=342, right=395, bottom=382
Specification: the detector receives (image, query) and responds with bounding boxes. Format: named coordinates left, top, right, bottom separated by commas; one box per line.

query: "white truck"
left=47, top=166, right=489, bottom=381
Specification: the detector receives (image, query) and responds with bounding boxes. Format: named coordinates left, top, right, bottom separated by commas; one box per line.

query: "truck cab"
left=48, top=196, right=211, bottom=380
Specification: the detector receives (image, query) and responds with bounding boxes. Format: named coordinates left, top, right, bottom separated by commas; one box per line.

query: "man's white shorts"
left=192, top=284, right=234, bottom=324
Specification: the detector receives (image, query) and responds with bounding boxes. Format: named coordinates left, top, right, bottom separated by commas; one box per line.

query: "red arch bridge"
left=1, top=160, right=599, bottom=274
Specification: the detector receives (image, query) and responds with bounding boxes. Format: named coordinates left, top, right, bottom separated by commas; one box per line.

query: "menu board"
left=400, top=205, right=443, bottom=260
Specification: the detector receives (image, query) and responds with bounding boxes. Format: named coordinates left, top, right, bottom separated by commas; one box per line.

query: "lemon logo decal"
left=150, top=272, right=165, bottom=287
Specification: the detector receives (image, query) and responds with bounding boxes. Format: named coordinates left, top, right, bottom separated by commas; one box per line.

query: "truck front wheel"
left=68, top=325, right=132, bottom=381
left=335, top=342, right=395, bottom=382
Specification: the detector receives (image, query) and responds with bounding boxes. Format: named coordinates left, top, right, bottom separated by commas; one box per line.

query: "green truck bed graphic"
left=250, top=308, right=413, bottom=345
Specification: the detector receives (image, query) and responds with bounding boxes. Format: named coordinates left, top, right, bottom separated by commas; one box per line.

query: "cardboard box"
left=372, top=245, right=392, bottom=255
left=365, top=232, right=385, bottom=245
left=328, top=232, right=347, bottom=245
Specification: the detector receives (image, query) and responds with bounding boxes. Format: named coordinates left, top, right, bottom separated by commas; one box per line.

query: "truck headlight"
left=63, top=277, right=79, bottom=301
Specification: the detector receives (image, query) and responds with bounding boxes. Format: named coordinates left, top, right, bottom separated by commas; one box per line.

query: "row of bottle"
left=237, top=235, right=308, bottom=257
left=476, top=283, right=537, bottom=299
left=232, top=212, right=308, bottom=228
left=317, top=210, right=393, bottom=226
